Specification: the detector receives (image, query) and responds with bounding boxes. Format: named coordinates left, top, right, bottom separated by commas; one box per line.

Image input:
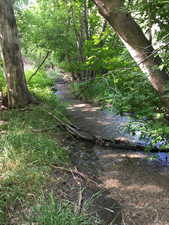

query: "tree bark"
left=0, top=0, right=35, bottom=108
left=92, top=0, right=169, bottom=108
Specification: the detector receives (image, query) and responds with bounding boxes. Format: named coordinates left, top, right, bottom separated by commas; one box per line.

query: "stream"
left=55, top=80, right=169, bottom=167
left=54, top=79, right=169, bottom=225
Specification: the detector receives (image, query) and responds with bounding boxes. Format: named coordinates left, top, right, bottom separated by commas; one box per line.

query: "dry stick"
left=51, top=165, right=98, bottom=185
left=77, top=186, right=84, bottom=215
left=47, top=111, right=76, bottom=128
left=28, top=51, right=51, bottom=82
left=73, top=182, right=84, bottom=215
left=47, top=111, right=94, bottom=141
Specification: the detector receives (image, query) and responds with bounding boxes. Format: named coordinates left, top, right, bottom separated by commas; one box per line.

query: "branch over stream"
left=47, top=111, right=168, bottom=152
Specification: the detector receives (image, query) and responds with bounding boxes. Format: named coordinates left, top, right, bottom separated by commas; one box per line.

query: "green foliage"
left=15, top=0, right=169, bottom=147
left=127, top=118, right=169, bottom=149
left=83, top=31, right=122, bottom=73
left=0, top=70, right=6, bottom=91
left=0, top=58, right=6, bottom=91
left=128, top=0, right=169, bottom=68
left=26, top=69, right=53, bottom=88
left=71, top=52, right=168, bottom=147
left=72, top=49, right=161, bottom=116
left=17, top=0, right=78, bottom=67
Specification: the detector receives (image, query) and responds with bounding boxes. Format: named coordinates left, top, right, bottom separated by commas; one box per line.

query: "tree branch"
left=28, top=51, right=51, bottom=82
left=138, top=42, right=169, bottom=66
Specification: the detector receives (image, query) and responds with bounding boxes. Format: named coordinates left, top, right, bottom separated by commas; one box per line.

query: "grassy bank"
left=0, top=70, right=94, bottom=224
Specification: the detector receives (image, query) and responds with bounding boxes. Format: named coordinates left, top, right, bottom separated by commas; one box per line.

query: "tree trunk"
left=92, top=0, right=169, bottom=108
left=83, top=0, right=90, bottom=40
left=0, top=0, right=35, bottom=108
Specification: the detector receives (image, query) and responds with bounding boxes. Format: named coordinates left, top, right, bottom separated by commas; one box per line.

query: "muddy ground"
left=50, top=80, right=169, bottom=225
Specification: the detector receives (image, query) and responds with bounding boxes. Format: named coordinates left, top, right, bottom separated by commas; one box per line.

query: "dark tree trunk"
left=0, top=0, right=35, bottom=108
left=92, top=0, right=169, bottom=108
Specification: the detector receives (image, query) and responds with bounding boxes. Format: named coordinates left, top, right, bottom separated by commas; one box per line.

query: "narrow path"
left=56, top=81, right=169, bottom=225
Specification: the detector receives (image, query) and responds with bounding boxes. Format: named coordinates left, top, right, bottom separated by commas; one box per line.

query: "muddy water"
left=56, top=81, right=169, bottom=225
left=56, top=82, right=169, bottom=166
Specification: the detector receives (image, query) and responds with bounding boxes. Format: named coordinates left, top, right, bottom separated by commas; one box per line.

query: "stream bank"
left=54, top=79, right=169, bottom=225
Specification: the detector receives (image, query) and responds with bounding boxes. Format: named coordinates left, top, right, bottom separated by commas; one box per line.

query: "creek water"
left=55, top=80, right=169, bottom=225
left=55, top=81, right=169, bottom=167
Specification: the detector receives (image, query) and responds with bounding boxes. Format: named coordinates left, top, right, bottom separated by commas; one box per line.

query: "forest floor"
left=52, top=78, right=169, bottom=225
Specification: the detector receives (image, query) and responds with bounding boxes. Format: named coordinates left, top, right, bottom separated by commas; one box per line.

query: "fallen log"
left=47, top=111, right=168, bottom=152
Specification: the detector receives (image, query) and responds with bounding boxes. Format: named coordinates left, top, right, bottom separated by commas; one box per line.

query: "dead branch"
left=47, top=111, right=94, bottom=141
left=47, top=110, right=168, bottom=152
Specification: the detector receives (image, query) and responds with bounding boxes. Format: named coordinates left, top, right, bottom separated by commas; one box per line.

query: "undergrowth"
left=0, top=70, right=94, bottom=224
left=71, top=71, right=161, bottom=116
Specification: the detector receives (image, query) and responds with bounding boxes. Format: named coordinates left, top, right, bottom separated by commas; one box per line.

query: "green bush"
left=26, top=69, right=54, bottom=88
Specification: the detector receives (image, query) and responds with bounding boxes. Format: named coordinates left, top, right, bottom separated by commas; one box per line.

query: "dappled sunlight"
left=69, top=103, right=87, bottom=108
left=67, top=103, right=100, bottom=112
left=101, top=176, right=163, bottom=193
left=102, top=178, right=121, bottom=188
left=81, top=107, right=99, bottom=112
left=95, top=120, right=113, bottom=125
left=96, top=147, right=169, bottom=225
left=124, top=184, right=162, bottom=193
left=0, top=120, right=8, bottom=126
left=99, top=152, right=146, bottom=159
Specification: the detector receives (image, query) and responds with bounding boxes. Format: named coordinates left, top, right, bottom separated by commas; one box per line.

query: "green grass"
left=28, top=193, right=95, bottom=225
left=0, top=105, right=68, bottom=223
left=0, top=70, right=71, bottom=224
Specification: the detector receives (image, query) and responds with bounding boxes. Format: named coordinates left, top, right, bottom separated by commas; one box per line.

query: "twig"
left=28, top=51, right=51, bottom=82
left=138, top=41, right=169, bottom=66
left=74, top=184, right=84, bottom=215
left=47, top=111, right=94, bottom=141
left=51, top=165, right=98, bottom=185
left=77, top=186, right=83, bottom=214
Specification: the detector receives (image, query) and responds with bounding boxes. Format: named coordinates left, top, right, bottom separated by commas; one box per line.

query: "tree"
left=0, top=0, right=35, bottom=108
left=17, top=0, right=106, bottom=81
left=91, top=0, right=169, bottom=108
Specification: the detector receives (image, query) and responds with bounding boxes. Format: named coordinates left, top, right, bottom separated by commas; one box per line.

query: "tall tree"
left=92, top=0, right=169, bottom=108
left=0, top=0, right=35, bottom=108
